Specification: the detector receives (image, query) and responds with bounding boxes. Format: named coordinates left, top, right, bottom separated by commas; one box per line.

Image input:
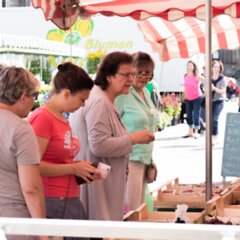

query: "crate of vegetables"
left=152, top=177, right=236, bottom=210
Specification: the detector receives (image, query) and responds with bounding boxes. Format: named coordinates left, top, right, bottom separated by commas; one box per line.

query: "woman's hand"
left=72, top=161, right=101, bottom=183
left=129, top=129, right=155, bottom=145
left=212, top=83, right=216, bottom=91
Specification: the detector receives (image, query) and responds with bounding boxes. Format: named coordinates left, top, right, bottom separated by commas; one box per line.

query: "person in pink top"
left=183, top=60, right=204, bottom=138
left=29, top=62, right=100, bottom=240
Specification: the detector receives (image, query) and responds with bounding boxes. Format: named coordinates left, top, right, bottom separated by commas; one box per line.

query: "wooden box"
left=203, top=183, right=240, bottom=225
left=215, top=184, right=240, bottom=217
left=153, top=177, right=235, bottom=210
left=124, top=203, right=205, bottom=224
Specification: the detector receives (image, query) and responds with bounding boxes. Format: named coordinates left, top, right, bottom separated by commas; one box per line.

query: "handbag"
left=145, top=162, right=158, bottom=183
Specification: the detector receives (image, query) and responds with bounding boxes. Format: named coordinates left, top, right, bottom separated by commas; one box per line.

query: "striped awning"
left=32, top=0, right=114, bottom=30
left=138, top=15, right=240, bottom=61
left=32, top=0, right=240, bottom=30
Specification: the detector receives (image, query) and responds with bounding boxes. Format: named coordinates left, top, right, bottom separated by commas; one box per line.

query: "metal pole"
left=205, top=0, right=213, bottom=201
left=70, top=27, right=73, bottom=62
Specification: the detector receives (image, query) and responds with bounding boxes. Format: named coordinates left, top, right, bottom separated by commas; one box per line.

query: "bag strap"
left=212, top=75, right=224, bottom=99
left=212, top=75, right=223, bottom=87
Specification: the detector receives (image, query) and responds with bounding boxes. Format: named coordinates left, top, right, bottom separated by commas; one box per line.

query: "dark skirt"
left=46, top=197, right=89, bottom=240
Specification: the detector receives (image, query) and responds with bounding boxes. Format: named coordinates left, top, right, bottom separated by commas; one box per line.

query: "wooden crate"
left=204, top=209, right=240, bottom=225
left=215, top=184, right=240, bottom=217
left=153, top=177, right=236, bottom=209
left=203, top=183, right=240, bottom=225
left=124, top=203, right=205, bottom=224
left=221, top=184, right=240, bottom=205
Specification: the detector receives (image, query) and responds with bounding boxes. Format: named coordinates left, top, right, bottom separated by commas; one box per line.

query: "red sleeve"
left=29, top=109, right=53, bottom=140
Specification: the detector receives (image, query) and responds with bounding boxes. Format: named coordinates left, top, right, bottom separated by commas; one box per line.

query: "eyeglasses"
left=134, top=72, right=153, bottom=78
left=31, top=92, right=39, bottom=100
left=116, top=72, right=135, bottom=78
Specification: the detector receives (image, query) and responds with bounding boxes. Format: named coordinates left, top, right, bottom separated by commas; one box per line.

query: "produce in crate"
left=153, top=177, right=237, bottom=209
left=204, top=214, right=240, bottom=225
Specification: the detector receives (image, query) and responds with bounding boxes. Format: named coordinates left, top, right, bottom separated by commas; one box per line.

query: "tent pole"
left=159, top=61, right=164, bottom=89
left=205, top=0, right=213, bottom=201
left=70, top=26, right=73, bottom=62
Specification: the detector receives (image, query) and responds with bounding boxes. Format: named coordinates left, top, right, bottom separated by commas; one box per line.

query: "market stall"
left=31, top=0, right=240, bottom=224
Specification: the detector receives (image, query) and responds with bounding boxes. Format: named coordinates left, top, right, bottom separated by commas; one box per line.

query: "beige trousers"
left=127, top=161, right=146, bottom=211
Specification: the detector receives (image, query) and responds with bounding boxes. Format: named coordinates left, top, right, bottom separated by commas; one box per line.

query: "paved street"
left=150, top=100, right=239, bottom=191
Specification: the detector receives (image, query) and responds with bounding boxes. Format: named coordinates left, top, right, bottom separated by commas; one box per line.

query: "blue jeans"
left=212, top=100, right=224, bottom=136
left=185, top=97, right=202, bottom=129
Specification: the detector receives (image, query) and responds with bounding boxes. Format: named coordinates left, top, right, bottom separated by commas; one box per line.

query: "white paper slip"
left=98, top=162, right=111, bottom=179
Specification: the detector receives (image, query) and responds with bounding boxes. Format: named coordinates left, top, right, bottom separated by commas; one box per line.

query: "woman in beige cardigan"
left=69, top=51, right=154, bottom=221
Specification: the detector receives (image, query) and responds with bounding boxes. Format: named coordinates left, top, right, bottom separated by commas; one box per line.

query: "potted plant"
left=86, top=50, right=106, bottom=75
left=161, top=93, right=181, bottom=126
left=157, top=111, right=171, bottom=131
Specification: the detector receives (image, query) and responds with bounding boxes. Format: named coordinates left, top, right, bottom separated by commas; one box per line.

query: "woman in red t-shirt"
left=29, top=62, right=100, bottom=240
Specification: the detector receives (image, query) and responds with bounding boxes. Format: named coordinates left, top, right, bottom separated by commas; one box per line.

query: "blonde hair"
left=0, top=66, right=39, bottom=105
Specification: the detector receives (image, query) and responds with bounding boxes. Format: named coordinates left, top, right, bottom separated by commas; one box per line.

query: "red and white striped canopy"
left=31, top=0, right=114, bottom=30
left=32, top=0, right=240, bottom=30
left=138, top=15, right=240, bottom=61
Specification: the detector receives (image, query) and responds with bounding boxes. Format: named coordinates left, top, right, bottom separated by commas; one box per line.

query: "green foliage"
left=29, top=58, right=41, bottom=75
left=42, top=67, right=52, bottom=84
left=86, top=50, right=106, bottom=74
left=86, top=57, right=101, bottom=74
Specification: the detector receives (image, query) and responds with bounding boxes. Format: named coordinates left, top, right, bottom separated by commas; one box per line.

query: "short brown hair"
left=212, top=60, right=224, bottom=73
left=95, top=52, right=133, bottom=90
left=0, top=66, right=38, bottom=105
left=132, top=52, right=155, bottom=70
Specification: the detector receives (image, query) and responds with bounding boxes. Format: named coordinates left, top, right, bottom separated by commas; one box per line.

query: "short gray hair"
left=0, top=66, right=39, bottom=105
